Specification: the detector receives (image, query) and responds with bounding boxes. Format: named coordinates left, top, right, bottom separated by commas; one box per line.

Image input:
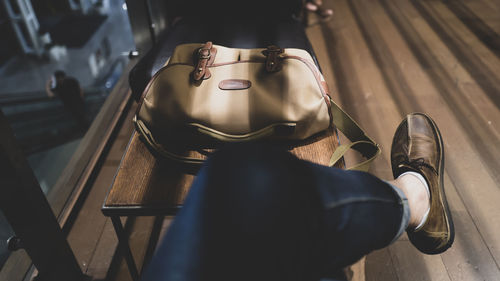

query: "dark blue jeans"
left=141, top=143, right=409, bottom=281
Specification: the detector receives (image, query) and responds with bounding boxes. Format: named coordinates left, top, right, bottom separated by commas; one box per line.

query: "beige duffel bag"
left=134, top=42, right=380, bottom=170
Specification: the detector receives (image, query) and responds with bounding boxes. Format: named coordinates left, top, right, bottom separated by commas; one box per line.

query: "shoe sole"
left=420, top=113, right=455, bottom=254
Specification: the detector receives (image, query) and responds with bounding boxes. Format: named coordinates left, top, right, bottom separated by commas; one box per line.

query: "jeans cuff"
left=385, top=181, right=410, bottom=244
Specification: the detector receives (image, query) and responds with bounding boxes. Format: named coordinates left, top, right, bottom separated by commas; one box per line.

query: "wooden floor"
left=67, top=0, right=500, bottom=280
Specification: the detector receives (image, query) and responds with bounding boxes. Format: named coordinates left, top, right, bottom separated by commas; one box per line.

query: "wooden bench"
left=102, top=127, right=343, bottom=281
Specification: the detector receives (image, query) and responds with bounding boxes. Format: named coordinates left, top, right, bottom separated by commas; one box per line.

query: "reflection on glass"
left=0, top=0, right=134, bottom=276
left=0, top=0, right=134, bottom=194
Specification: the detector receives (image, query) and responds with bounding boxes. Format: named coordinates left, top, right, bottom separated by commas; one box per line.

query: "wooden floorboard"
left=66, top=0, right=500, bottom=280
left=364, top=249, right=399, bottom=281
left=441, top=174, right=500, bottom=280
left=307, top=0, right=500, bottom=280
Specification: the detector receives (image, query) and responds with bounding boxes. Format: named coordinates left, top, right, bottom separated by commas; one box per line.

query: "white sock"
left=398, top=171, right=430, bottom=230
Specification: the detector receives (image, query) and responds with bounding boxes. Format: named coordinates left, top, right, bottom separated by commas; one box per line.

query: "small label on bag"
left=218, top=79, right=252, bottom=90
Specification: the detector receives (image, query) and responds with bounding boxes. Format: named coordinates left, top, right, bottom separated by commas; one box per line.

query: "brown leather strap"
left=192, top=42, right=217, bottom=81
left=262, top=45, right=284, bottom=72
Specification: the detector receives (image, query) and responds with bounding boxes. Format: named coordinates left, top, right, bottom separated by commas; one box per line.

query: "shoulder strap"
left=327, top=96, right=381, bottom=171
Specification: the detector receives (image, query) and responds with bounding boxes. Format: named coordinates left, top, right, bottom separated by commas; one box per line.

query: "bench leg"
left=111, top=216, right=140, bottom=281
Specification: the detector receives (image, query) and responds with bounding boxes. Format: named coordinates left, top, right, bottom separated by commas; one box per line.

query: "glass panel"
left=0, top=0, right=135, bottom=279
left=0, top=0, right=134, bottom=196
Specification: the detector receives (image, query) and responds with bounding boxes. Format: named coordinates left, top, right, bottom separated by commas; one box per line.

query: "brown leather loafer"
left=391, top=113, right=454, bottom=254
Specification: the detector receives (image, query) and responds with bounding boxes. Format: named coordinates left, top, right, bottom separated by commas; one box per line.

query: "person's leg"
left=140, top=143, right=409, bottom=281
left=141, top=143, right=327, bottom=281
left=307, top=163, right=409, bottom=273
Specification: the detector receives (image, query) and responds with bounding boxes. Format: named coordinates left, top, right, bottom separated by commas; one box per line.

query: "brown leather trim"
left=207, top=47, right=217, bottom=66
left=160, top=60, right=266, bottom=68
left=192, top=42, right=217, bottom=81
left=321, top=81, right=330, bottom=96
left=262, top=45, right=284, bottom=72
left=210, top=60, right=265, bottom=67
left=218, top=79, right=252, bottom=90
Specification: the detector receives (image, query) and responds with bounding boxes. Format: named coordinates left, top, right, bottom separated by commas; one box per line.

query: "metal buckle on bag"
left=191, top=42, right=216, bottom=81
left=262, top=45, right=284, bottom=72
left=198, top=48, right=211, bottom=60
